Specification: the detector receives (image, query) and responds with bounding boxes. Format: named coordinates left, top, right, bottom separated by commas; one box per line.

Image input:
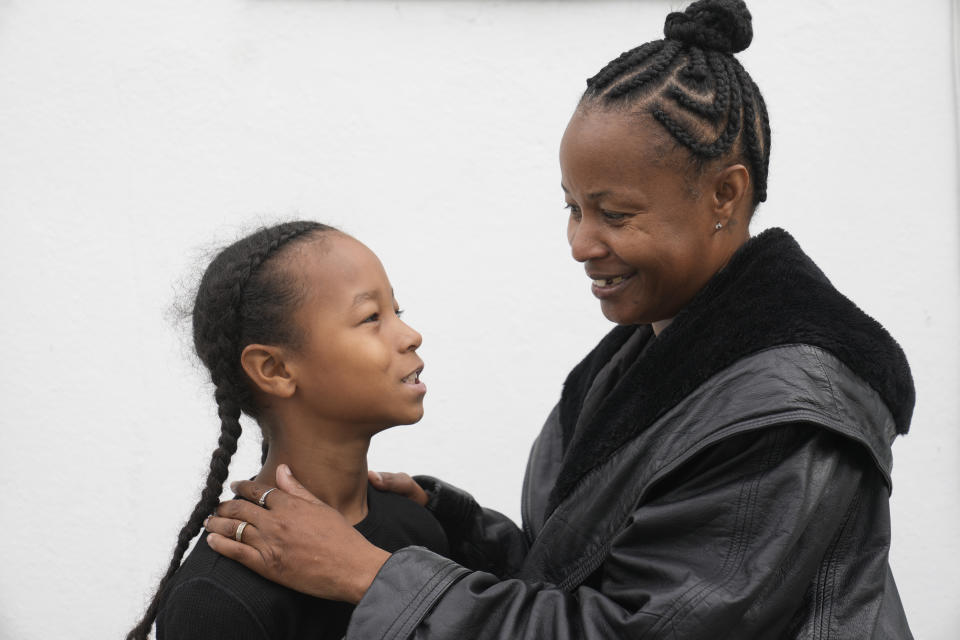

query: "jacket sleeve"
left=413, top=475, right=529, bottom=577
left=347, top=425, right=878, bottom=639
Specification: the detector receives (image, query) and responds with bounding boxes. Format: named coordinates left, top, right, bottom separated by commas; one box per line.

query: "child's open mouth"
left=401, top=368, right=423, bottom=384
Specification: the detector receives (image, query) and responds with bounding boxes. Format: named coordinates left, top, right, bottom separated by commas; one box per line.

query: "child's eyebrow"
left=351, top=291, right=378, bottom=307
left=351, top=288, right=394, bottom=308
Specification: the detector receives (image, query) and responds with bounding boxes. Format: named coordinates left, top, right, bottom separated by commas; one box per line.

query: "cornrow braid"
left=127, top=221, right=334, bottom=640
left=734, top=63, right=770, bottom=202
left=586, top=40, right=665, bottom=92
left=582, top=0, right=770, bottom=206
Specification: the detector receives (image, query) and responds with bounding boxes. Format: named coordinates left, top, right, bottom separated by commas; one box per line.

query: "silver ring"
left=235, top=521, right=248, bottom=543
left=258, top=487, right=277, bottom=508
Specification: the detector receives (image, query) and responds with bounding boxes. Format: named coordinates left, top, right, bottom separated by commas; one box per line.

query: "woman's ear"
left=712, top=163, right=751, bottom=226
left=240, top=344, right=296, bottom=399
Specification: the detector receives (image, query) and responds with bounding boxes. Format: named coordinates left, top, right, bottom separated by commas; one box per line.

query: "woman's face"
left=559, top=108, right=741, bottom=327
left=282, top=234, right=426, bottom=432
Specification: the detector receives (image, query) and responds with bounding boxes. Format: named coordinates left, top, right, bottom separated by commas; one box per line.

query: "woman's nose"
left=568, top=218, right=608, bottom=263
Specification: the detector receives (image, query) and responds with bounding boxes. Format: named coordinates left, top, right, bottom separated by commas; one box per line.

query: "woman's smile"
left=588, top=271, right=636, bottom=299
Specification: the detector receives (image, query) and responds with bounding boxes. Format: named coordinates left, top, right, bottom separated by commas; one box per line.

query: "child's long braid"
left=581, top=0, right=770, bottom=206
left=128, top=221, right=331, bottom=640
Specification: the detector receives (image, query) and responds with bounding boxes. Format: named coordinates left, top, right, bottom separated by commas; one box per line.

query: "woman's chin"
left=599, top=300, right=647, bottom=326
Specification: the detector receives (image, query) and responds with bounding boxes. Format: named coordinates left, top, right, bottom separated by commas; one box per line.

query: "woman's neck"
left=255, top=426, right=372, bottom=525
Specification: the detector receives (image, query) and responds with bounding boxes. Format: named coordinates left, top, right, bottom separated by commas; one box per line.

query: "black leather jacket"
left=347, top=230, right=914, bottom=639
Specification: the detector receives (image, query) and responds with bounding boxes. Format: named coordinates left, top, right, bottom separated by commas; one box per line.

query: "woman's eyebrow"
left=560, top=183, right=612, bottom=200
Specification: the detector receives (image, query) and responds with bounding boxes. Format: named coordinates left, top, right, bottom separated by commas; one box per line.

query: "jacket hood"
left=551, top=227, right=914, bottom=513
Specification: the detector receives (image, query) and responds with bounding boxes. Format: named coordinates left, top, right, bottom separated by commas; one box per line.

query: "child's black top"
left=156, top=484, right=449, bottom=639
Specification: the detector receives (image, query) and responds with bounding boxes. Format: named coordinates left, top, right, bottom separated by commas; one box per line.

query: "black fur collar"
left=548, top=227, right=914, bottom=513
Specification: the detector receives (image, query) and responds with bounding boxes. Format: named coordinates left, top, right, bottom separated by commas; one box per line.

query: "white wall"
left=0, top=1, right=957, bottom=638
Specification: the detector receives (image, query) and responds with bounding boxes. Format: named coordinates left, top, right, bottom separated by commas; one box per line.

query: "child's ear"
left=240, top=344, right=296, bottom=399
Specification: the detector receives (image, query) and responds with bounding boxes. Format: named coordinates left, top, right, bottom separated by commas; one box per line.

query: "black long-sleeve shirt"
left=156, top=484, right=449, bottom=640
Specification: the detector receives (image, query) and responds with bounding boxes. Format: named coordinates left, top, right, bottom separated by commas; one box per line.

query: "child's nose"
left=402, top=322, right=422, bottom=351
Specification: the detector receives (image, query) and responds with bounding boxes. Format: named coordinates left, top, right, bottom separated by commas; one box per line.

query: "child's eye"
left=395, top=308, right=404, bottom=318
left=363, top=312, right=380, bottom=323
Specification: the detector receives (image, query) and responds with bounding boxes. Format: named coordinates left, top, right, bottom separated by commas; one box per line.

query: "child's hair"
left=128, top=220, right=335, bottom=640
left=581, top=0, right=770, bottom=206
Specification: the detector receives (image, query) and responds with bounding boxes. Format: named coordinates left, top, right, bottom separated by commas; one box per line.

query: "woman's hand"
left=367, top=470, right=429, bottom=507
left=203, top=465, right=391, bottom=603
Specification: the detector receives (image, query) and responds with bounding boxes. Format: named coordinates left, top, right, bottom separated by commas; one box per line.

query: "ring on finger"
left=235, top=521, right=249, bottom=543
left=258, top=487, right=277, bottom=508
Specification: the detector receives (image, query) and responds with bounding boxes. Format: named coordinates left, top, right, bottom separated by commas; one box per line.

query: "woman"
left=204, top=1, right=915, bottom=636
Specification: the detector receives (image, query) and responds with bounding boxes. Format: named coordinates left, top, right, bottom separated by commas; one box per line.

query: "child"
left=127, top=221, right=448, bottom=639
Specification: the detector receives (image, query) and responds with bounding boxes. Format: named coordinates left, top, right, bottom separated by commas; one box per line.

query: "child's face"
left=284, top=233, right=426, bottom=433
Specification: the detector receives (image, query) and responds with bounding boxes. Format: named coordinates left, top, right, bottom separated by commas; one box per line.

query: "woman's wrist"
left=412, top=475, right=478, bottom=535
left=419, top=479, right=442, bottom=512
left=348, top=546, right=392, bottom=604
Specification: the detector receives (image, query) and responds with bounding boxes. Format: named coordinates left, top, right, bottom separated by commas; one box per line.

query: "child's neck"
left=255, top=427, right=373, bottom=525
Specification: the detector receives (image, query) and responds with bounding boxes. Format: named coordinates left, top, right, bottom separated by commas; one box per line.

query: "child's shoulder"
left=156, top=532, right=347, bottom=639
left=361, top=486, right=450, bottom=557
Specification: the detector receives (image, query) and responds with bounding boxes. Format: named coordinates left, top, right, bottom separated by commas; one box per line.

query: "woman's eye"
left=363, top=312, right=380, bottom=323
left=395, top=308, right=404, bottom=318
left=564, top=203, right=582, bottom=220
left=602, top=210, right=629, bottom=222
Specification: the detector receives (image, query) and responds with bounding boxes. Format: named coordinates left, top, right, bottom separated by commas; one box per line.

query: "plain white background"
left=1, top=1, right=957, bottom=638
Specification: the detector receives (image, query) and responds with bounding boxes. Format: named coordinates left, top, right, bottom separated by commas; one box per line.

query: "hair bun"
left=663, top=0, right=753, bottom=54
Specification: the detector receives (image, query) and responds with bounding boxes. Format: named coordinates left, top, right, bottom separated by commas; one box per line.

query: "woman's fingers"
left=229, top=480, right=288, bottom=510
left=276, top=464, right=323, bottom=504
left=203, top=517, right=270, bottom=574
left=226, top=467, right=321, bottom=510
left=206, top=532, right=268, bottom=573
left=204, top=515, right=262, bottom=546
left=214, top=497, right=266, bottom=526
left=204, top=475, right=390, bottom=603
left=367, top=471, right=428, bottom=506
left=374, top=471, right=415, bottom=494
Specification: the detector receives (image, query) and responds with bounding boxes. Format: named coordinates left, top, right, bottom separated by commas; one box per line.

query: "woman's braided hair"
left=127, top=220, right=334, bottom=640
left=582, top=0, right=770, bottom=205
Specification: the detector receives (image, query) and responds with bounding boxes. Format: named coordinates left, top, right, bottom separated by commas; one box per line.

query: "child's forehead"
left=289, top=233, right=369, bottom=271
left=292, top=234, right=392, bottom=303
